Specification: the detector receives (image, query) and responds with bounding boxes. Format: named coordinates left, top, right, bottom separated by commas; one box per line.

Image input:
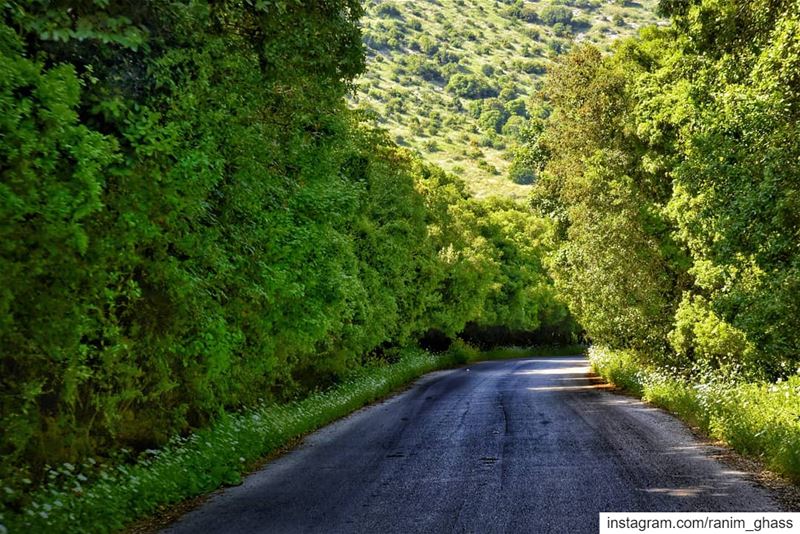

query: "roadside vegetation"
left=527, top=0, right=800, bottom=479
left=591, top=347, right=800, bottom=482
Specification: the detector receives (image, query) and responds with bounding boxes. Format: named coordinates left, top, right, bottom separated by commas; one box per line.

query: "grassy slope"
left=351, top=0, right=663, bottom=199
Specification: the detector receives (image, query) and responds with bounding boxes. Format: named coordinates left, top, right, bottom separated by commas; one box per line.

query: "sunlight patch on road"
left=643, top=487, right=710, bottom=498
left=515, top=365, right=589, bottom=376
left=518, top=359, right=588, bottom=365
left=527, top=384, right=612, bottom=392
left=553, top=376, right=604, bottom=382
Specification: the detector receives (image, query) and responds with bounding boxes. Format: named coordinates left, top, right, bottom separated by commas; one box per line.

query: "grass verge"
left=589, top=346, right=800, bottom=483
left=0, top=342, right=584, bottom=533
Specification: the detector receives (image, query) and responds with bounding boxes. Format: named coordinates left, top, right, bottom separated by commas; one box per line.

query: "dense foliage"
left=0, top=0, right=576, bottom=505
left=529, top=0, right=800, bottom=380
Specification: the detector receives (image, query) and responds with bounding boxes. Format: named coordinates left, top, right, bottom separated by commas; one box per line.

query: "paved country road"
left=164, top=356, right=779, bottom=534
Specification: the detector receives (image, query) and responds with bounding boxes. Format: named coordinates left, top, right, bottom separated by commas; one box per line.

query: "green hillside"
left=352, top=0, right=663, bottom=198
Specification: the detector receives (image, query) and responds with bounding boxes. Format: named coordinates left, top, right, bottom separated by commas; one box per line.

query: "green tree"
left=531, top=43, right=684, bottom=357
left=446, top=73, right=500, bottom=99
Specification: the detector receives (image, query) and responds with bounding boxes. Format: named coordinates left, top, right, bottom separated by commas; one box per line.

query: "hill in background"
left=351, top=0, right=663, bottom=198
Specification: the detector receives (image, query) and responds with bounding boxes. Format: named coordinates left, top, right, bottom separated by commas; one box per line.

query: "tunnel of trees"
left=1, top=0, right=799, bottom=528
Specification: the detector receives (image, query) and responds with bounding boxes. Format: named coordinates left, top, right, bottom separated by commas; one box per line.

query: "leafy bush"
left=410, top=57, right=446, bottom=83
left=553, top=22, right=572, bottom=36
left=479, top=108, right=509, bottom=134
left=505, top=98, right=528, bottom=117
left=502, top=115, right=528, bottom=139
left=434, top=49, right=461, bottom=65
left=505, top=1, right=540, bottom=23
left=668, top=295, right=758, bottom=378
left=540, top=5, right=573, bottom=26
left=446, top=73, right=500, bottom=99
left=513, top=58, right=547, bottom=74
left=375, top=2, right=403, bottom=18
left=423, top=139, right=440, bottom=152
left=508, top=163, right=537, bottom=185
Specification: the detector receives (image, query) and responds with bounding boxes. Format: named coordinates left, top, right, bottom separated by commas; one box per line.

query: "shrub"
left=479, top=108, right=509, bottom=134
left=446, top=73, right=499, bottom=99
left=540, top=5, right=573, bottom=26
left=375, top=2, right=402, bottom=18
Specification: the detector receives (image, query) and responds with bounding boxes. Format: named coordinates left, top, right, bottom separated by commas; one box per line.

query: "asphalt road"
left=164, top=356, right=779, bottom=534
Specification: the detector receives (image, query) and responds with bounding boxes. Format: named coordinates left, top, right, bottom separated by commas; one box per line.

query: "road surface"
left=164, top=356, right=779, bottom=533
